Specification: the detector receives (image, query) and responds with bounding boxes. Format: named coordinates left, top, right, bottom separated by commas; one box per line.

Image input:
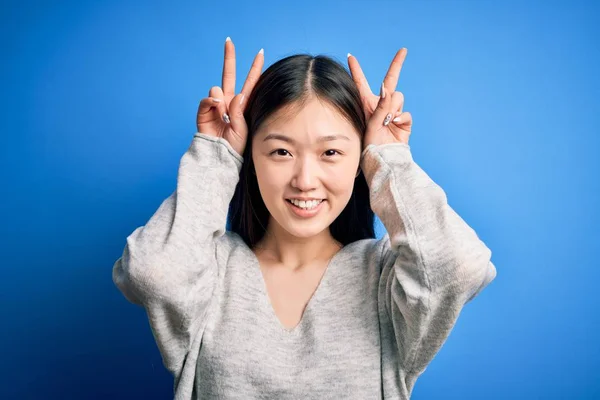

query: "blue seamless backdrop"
left=1, top=0, right=598, bottom=398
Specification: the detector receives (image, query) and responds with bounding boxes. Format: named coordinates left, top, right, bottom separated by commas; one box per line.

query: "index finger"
left=383, top=48, right=407, bottom=92
left=222, top=37, right=236, bottom=97
left=347, top=53, right=373, bottom=98
left=240, top=48, right=265, bottom=98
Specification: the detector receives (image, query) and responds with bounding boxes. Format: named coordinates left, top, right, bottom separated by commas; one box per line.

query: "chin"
left=281, top=212, right=330, bottom=234
left=283, top=224, right=328, bottom=239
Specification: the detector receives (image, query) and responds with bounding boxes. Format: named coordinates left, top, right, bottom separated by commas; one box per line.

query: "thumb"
left=224, top=92, right=248, bottom=155
left=370, top=83, right=392, bottom=126
left=228, top=92, right=248, bottom=136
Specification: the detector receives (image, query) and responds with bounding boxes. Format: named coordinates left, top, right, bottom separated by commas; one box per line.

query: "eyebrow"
left=262, top=133, right=350, bottom=144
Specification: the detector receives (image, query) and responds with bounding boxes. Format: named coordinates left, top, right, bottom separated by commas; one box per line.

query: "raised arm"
left=362, top=141, right=497, bottom=386
left=112, top=132, right=243, bottom=374
left=112, top=37, right=264, bottom=378
left=351, top=49, right=496, bottom=394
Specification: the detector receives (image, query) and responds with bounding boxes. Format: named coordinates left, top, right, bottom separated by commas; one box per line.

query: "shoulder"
left=346, top=233, right=392, bottom=257
left=215, top=230, right=250, bottom=256
left=343, top=234, right=393, bottom=276
left=212, top=230, right=261, bottom=269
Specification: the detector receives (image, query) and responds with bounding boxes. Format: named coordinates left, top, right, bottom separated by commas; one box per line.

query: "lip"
left=286, top=197, right=324, bottom=201
left=285, top=199, right=326, bottom=218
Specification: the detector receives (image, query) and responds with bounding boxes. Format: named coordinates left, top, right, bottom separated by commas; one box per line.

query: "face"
left=252, top=96, right=362, bottom=240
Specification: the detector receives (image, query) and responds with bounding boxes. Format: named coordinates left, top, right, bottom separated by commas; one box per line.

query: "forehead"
left=257, top=97, right=357, bottom=139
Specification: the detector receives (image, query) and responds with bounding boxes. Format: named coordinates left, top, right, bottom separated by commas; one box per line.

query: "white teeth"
left=289, top=199, right=323, bottom=209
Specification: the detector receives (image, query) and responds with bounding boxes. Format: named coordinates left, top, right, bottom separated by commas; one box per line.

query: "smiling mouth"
left=285, top=199, right=326, bottom=210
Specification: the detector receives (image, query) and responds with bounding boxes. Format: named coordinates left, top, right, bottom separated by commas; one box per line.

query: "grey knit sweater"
left=112, top=132, right=496, bottom=399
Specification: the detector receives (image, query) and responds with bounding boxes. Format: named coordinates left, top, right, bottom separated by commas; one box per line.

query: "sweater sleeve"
left=112, top=132, right=243, bottom=377
left=361, top=142, right=497, bottom=380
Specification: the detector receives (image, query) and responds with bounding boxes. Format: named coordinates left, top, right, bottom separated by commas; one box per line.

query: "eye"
left=324, top=149, right=342, bottom=157
left=269, top=149, right=291, bottom=157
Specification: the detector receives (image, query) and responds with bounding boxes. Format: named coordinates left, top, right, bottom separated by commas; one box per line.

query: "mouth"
left=285, top=198, right=326, bottom=217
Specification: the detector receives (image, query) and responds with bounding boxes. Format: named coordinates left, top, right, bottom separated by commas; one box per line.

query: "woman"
left=113, top=37, right=497, bottom=399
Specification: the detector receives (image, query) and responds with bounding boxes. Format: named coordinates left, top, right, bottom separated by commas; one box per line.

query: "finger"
left=208, top=85, right=224, bottom=99
left=197, top=97, right=222, bottom=117
left=383, top=48, right=407, bottom=92
left=389, top=91, right=405, bottom=115
left=196, top=97, right=229, bottom=129
left=222, top=37, right=236, bottom=97
left=240, top=48, right=265, bottom=100
left=208, top=86, right=230, bottom=123
left=371, top=82, right=393, bottom=126
left=392, top=111, right=412, bottom=126
left=347, top=53, right=373, bottom=98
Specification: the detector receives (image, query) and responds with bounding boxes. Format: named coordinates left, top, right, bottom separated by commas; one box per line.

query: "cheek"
left=257, top=166, right=281, bottom=186
left=325, top=167, right=357, bottom=194
left=255, top=168, right=286, bottom=202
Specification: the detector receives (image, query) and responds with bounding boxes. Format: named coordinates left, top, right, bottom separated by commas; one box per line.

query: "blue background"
left=2, top=0, right=598, bottom=398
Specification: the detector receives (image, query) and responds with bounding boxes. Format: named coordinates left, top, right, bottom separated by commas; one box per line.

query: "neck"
left=254, top=219, right=342, bottom=271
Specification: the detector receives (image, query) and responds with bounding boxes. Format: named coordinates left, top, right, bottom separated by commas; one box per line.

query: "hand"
left=196, top=38, right=264, bottom=156
left=348, top=48, right=413, bottom=147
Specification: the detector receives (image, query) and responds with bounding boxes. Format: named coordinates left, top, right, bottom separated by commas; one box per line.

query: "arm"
left=112, top=132, right=243, bottom=375
left=361, top=142, right=497, bottom=378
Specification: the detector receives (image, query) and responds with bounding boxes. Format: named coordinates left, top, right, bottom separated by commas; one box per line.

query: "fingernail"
left=240, top=93, right=245, bottom=106
left=393, top=116, right=401, bottom=123
left=225, top=37, right=231, bottom=42
left=259, top=48, right=264, bottom=55
left=383, top=113, right=392, bottom=126
left=212, top=97, right=222, bottom=103
left=223, top=113, right=230, bottom=124
left=347, top=53, right=352, bottom=58
left=380, top=82, right=386, bottom=99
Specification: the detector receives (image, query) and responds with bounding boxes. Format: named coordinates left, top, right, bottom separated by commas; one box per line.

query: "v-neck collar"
left=247, top=244, right=347, bottom=336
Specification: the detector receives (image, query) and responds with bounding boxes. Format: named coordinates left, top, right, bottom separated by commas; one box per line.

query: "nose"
left=291, top=157, right=319, bottom=192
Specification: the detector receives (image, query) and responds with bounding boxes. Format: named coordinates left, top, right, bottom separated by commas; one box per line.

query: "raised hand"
left=348, top=49, right=413, bottom=147
left=196, top=37, right=264, bottom=156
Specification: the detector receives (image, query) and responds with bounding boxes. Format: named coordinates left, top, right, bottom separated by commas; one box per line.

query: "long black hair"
left=227, top=54, right=375, bottom=249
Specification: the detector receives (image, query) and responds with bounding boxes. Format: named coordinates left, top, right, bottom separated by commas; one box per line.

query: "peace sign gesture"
left=348, top=48, right=413, bottom=147
left=196, top=38, right=265, bottom=156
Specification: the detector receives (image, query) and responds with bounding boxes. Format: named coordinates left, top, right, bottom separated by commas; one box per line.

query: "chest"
left=195, top=252, right=383, bottom=397
left=260, top=263, right=327, bottom=331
